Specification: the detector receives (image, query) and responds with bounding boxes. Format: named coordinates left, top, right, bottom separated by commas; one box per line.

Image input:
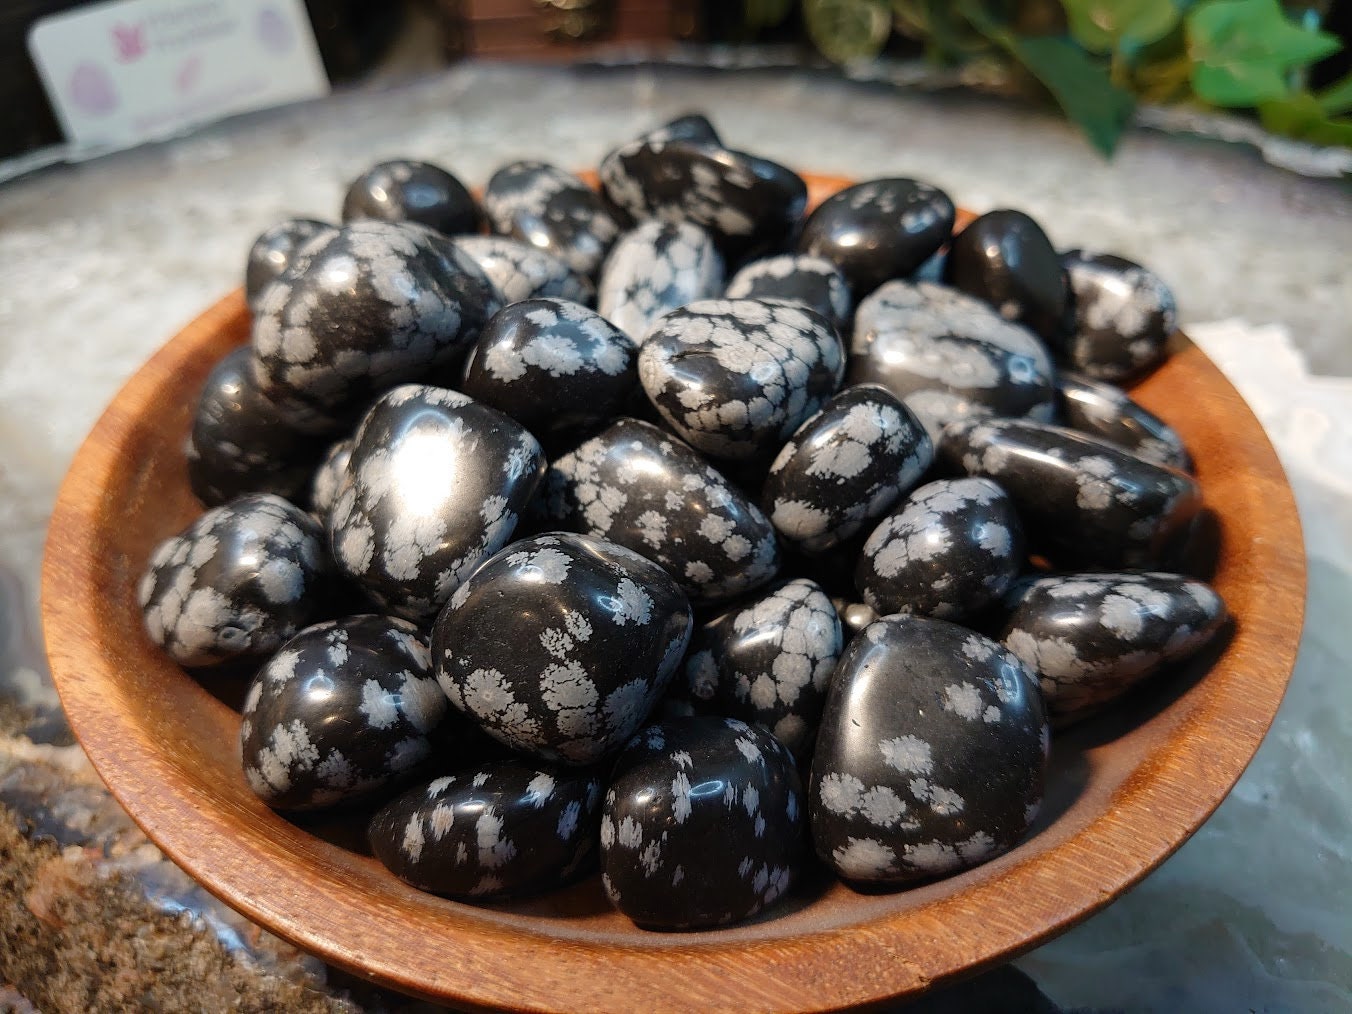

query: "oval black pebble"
left=327, top=385, right=545, bottom=623
left=637, top=298, right=845, bottom=461
left=309, top=436, right=353, bottom=521
left=855, top=477, right=1024, bottom=622
left=139, top=493, right=329, bottom=667
left=809, top=616, right=1048, bottom=886
left=369, top=761, right=603, bottom=898
left=542, top=418, right=781, bottom=604
left=459, top=297, right=637, bottom=441
left=342, top=159, right=480, bottom=236
left=797, top=178, right=955, bottom=298
left=762, top=385, right=933, bottom=554
left=1058, top=372, right=1192, bottom=472
left=482, top=160, right=623, bottom=279
left=1061, top=249, right=1177, bottom=383
left=675, top=578, right=843, bottom=757
left=1000, top=571, right=1226, bottom=725
left=940, top=417, right=1202, bottom=570
left=187, top=347, right=324, bottom=507
left=434, top=532, right=693, bottom=766
left=245, top=218, right=333, bottom=313
left=944, top=209, right=1071, bottom=345
left=847, top=280, right=1057, bottom=441
left=601, top=717, right=806, bottom=930
left=240, top=614, right=445, bottom=810
left=251, top=221, right=501, bottom=433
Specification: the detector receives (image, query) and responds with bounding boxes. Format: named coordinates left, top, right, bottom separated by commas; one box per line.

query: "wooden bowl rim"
left=41, top=176, right=1305, bottom=1011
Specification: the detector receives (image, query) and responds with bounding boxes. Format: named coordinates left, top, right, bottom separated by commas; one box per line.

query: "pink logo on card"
left=111, top=22, right=146, bottom=62
left=69, top=61, right=119, bottom=116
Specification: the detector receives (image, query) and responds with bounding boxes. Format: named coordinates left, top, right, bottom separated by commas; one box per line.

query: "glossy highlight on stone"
left=797, top=178, right=955, bottom=297
left=944, top=209, right=1071, bottom=345
left=856, top=477, right=1024, bottom=622
left=541, top=418, right=781, bottom=604
left=368, top=761, right=603, bottom=898
left=637, top=298, right=845, bottom=461
left=341, top=159, right=480, bottom=236
left=597, top=220, right=725, bottom=343
left=240, top=614, right=446, bottom=810
left=941, top=417, right=1202, bottom=570
left=809, top=615, right=1048, bottom=886
left=601, top=716, right=806, bottom=930
left=434, top=532, right=693, bottom=765
left=1001, top=571, right=1226, bottom=725
left=847, top=280, right=1057, bottom=441
left=674, top=579, right=843, bottom=757
left=482, top=160, right=624, bottom=279
left=763, top=385, right=933, bottom=554
left=327, top=385, right=545, bottom=622
left=139, top=493, right=329, bottom=667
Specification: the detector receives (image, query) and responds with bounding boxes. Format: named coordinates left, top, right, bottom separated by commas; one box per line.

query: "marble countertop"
left=1, top=61, right=1349, bottom=1012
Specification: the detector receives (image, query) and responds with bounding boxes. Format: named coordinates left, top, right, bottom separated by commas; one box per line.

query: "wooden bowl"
left=42, top=175, right=1304, bottom=1011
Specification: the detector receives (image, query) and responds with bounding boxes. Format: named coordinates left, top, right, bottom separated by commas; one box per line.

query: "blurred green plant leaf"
left=804, top=0, right=894, bottom=63
left=1259, top=91, right=1352, bottom=147
left=962, top=1, right=1136, bottom=155
left=1186, top=0, right=1342, bottom=106
left=1062, top=0, right=1180, bottom=55
left=1315, top=72, right=1352, bottom=116
left=744, top=0, right=796, bottom=30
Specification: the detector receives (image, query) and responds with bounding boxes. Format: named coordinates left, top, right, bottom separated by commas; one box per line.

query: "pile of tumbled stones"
left=139, top=114, right=1227, bottom=931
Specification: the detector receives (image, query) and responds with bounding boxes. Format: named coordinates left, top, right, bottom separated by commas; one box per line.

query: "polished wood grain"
left=42, top=175, right=1304, bottom=1011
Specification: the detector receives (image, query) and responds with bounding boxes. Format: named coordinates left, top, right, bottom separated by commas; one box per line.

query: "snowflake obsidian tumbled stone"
left=327, top=385, right=545, bottom=623
left=139, top=493, right=329, bottom=667
left=186, top=346, right=324, bottom=507
left=452, top=236, right=595, bottom=306
left=638, top=298, right=845, bottom=461
left=941, top=417, right=1202, bottom=570
left=1060, top=250, right=1177, bottom=383
left=810, top=616, right=1049, bottom=886
left=1058, top=372, right=1192, bottom=472
left=847, top=280, right=1058, bottom=441
left=674, top=579, right=843, bottom=757
left=482, top=161, right=624, bottom=279
left=1000, top=572, right=1226, bottom=725
left=597, top=220, right=724, bottom=343
left=542, top=418, right=781, bottom=604
left=762, top=385, right=932, bottom=554
left=245, top=218, right=333, bottom=313
left=797, top=178, right=955, bottom=297
left=601, top=717, right=806, bottom=930
left=250, top=220, right=501, bottom=433
left=433, top=532, right=693, bottom=766
left=368, top=761, right=603, bottom=899
left=856, top=478, right=1024, bottom=622
left=459, top=298, right=638, bottom=440
left=341, top=159, right=480, bottom=236
left=240, top=615, right=446, bottom=810
left=724, top=254, right=853, bottom=331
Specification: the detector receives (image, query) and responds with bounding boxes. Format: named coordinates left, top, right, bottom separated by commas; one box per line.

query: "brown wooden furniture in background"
left=437, top=0, right=695, bottom=59
left=43, top=175, right=1305, bottom=1010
